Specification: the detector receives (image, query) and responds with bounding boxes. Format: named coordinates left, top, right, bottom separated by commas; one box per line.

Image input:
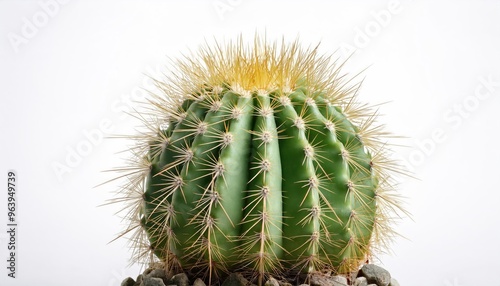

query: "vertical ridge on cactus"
left=111, top=35, right=407, bottom=285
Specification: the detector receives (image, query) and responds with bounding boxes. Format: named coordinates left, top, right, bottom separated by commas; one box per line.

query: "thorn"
left=213, top=162, right=225, bottom=178
left=159, top=122, right=170, bottom=131
left=210, top=100, right=223, bottom=112
left=310, top=205, right=321, bottom=219
left=257, top=89, right=268, bottom=96
left=196, top=122, right=208, bottom=135
left=258, top=106, right=274, bottom=117
left=324, top=120, right=335, bottom=132
left=293, top=117, right=306, bottom=130
left=222, top=132, right=233, bottom=147
left=231, top=107, right=243, bottom=119
left=231, top=83, right=252, bottom=97
left=308, top=176, right=319, bottom=189
left=259, top=159, right=271, bottom=172
left=305, top=97, right=316, bottom=107
left=341, top=148, right=349, bottom=161
left=279, top=95, right=291, bottom=106
left=260, top=131, right=272, bottom=144
left=282, top=85, right=293, bottom=94
left=260, top=186, right=270, bottom=199
left=304, top=144, right=314, bottom=159
left=213, top=85, right=224, bottom=94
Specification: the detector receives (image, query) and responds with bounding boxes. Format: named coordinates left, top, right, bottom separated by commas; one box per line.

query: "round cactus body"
left=117, top=37, right=403, bottom=283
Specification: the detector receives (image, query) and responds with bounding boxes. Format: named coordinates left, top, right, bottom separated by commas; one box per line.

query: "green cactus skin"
left=116, top=37, right=404, bottom=285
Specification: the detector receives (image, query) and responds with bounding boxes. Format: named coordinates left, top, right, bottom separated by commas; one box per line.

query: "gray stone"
left=358, top=264, right=391, bottom=286
left=121, top=277, right=136, bottom=286
left=134, top=274, right=144, bottom=286
left=144, top=277, right=166, bottom=286
left=146, top=269, right=171, bottom=284
left=193, top=278, right=207, bottom=286
left=265, top=277, right=280, bottom=286
left=143, top=268, right=154, bottom=276
left=354, top=277, right=368, bottom=286
left=331, top=275, right=348, bottom=285
left=389, top=278, right=400, bottom=286
left=171, top=273, right=189, bottom=286
left=309, top=274, right=348, bottom=286
left=147, top=269, right=168, bottom=278
left=221, top=273, right=249, bottom=286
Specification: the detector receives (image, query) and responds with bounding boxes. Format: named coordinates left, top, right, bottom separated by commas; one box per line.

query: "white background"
left=1, top=1, right=499, bottom=285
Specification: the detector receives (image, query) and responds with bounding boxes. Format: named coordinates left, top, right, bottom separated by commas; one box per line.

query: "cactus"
left=114, top=36, right=405, bottom=284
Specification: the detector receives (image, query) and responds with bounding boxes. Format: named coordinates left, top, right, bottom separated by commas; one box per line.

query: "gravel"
left=120, top=263, right=399, bottom=286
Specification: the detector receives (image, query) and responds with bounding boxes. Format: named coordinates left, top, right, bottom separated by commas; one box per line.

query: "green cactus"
left=115, top=36, right=404, bottom=284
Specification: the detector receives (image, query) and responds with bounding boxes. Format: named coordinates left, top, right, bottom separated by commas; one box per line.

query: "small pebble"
left=144, top=277, right=166, bottom=286
left=193, top=278, right=207, bottom=286
left=172, top=273, right=189, bottom=286
left=221, top=273, right=249, bottom=286
left=358, top=264, right=391, bottom=286
left=309, top=273, right=348, bottom=286
left=143, top=268, right=154, bottom=276
left=121, top=277, right=135, bottom=286
left=135, top=274, right=144, bottom=286
left=147, top=269, right=169, bottom=279
left=354, top=277, right=368, bottom=286
left=265, top=277, right=280, bottom=286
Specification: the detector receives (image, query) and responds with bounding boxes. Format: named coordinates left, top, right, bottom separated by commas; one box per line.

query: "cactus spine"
left=115, top=36, right=404, bottom=284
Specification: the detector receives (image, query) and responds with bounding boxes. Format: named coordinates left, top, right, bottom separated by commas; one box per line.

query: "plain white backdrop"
left=1, top=1, right=499, bottom=285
